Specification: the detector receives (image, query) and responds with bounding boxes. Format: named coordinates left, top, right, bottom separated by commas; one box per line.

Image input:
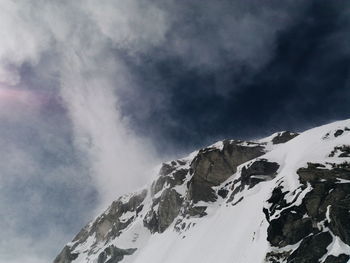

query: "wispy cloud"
left=0, top=0, right=166, bottom=261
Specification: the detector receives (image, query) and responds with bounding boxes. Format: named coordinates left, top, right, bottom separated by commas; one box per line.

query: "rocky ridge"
left=54, top=123, right=350, bottom=263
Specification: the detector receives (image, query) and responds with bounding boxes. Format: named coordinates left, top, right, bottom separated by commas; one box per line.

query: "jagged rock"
left=329, top=145, right=350, bottom=157
left=267, top=206, right=314, bottom=247
left=329, top=196, right=350, bottom=246
left=298, top=162, right=350, bottom=184
left=53, top=246, right=78, bottom=263
left=227, top=160, right=279, bottom=203
left=159, top=162, right=177, bottom=176
left=217, top=188, right=229, bottom=198
left=303, top=183, right=328, bottom=219
left=97, top=245, right=136, bottom=263
left=265, top=250, right=291, bottom=263
left=188, top=175, right=218, bottom=203
left=152, top=168, right=187, bottom=196
left=144, top=189, right=183, bottom=233
left=189, top=140, right=265, bottom=202
left=241, top=159, right=279, bottom=188
left=265, top=250, right=292, bottom=263
left=324, top=254, right=350, bottom=263
left=143, top=209, right=159, bottom=234
left=266, top=186, right=288, bottom=218
left=324, top=127, right=350, bottom=140
left=71, top=189, right=147, bottom=248
left=334, top=129, right=344, bottom=137
left=297, top=163, right=350, bottom=247
left=287, top=232, right=332, bottom=263
left=272, top=131, right=299, bottom=144
left=265, top=162, right=350, bottom=262
left=158, top=189, right=183, bottom=232
left=173, top=203, right=208, bottom=232
left=187, top=205, right=207, bottom=217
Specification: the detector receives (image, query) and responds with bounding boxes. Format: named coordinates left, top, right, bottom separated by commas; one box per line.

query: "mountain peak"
left=54, top=119, right=350, bottom=263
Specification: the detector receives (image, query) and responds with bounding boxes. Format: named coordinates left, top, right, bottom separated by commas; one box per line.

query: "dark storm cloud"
left=117, top=1, right=350, bottom=154
left=1, top=1, right=350, bottom=263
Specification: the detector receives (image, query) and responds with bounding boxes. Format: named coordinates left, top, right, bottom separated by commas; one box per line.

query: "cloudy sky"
left=0, top=1, right=350, bottom=262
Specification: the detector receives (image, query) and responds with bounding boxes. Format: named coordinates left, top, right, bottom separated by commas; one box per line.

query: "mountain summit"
left=55, top=120, right=350, bottom=263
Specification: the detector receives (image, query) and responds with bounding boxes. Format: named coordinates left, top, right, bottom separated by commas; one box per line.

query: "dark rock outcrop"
left=334, top=129, right=344, bottom=137
left=298, top=162, right=350, bottom=184
left=272, top=131, right=299, bottom=144
left=55, top=190, right=147, bottom=263
left=152, top=166, right=187, bottom=196
left=241, top=159, right=279, bottom=188
left=323, top=127, right=350, bottom=140
left=84, top=189, right=147, bottom=243
left=188, top=140, right=265, bottom=202
left=265, top=162, right=350, bottom=262
left=144, top=189, right=183, bottom=233
left=329, top=145, right=350, bottom=157
left=267, top=205, right=314, bottom=247
left=53, top=246, right=78, bottom=263
left=228, top=159, right=279, bottom=203
left=287, top=232, right=332, bottom=263
left=97, top=245, right=136, bottom=263
left=266, top=232, right=333, bottom=263
left=324, top=254, right=350, bottom=263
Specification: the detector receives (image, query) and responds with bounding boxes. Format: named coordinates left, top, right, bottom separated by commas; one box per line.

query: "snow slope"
left=55, top=119, right=350, bottom=263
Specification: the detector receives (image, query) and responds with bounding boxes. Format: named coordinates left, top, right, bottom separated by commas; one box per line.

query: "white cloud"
left=0, top=0, right=167, bottom=199
left=0, top=1, right=167, bottom=261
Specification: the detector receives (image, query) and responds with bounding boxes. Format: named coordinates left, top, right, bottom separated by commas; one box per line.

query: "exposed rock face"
left=85, top=189, right=147, bottom=243
left=324, top=254, right=350, bottom=263
left=97, top=245, right=136, bottom=263
left=151, top=162, right=187, bottom=196
left=144, top=189, right=183, bottom=233
left=188, top=140, right=266, bottom=202
left=286, top=232, right=333, bottom=263
left=265, top=162, right=350, bottom=263
left=54, top=246, right=78, bottom=263
left=227, top=159, right=279, bottom=203
left=54, top=190, right=147, bottom=263
left=145, top=139, right=269, bottom=233
left=272, top=131, right=299, bottom=144
left=323, top=126, right=350, bottom=139
left=240, top=159, right=279, bottom=188
left=329, top=145, right=350, bottom=157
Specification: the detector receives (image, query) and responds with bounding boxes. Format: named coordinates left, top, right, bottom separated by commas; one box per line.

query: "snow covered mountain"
left=54, top=119, right=350, bottom=263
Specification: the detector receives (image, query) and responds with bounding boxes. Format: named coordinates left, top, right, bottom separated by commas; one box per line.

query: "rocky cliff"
left=54, top=121, right=350, bottom=263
